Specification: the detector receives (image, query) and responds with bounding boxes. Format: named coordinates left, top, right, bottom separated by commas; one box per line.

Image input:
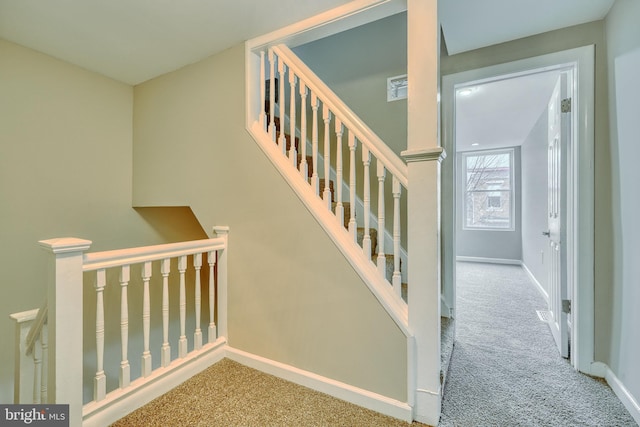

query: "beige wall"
left=0, top=40, right=206, bottom=403
left=132, top=44, right=407, bottom=401
left=605, top=0, right=640, bottom=405
left=441, top=20, right=613, bottom=362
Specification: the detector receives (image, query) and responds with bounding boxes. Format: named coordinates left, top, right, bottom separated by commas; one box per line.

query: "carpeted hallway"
left=438, top=262, right=637, bottom=426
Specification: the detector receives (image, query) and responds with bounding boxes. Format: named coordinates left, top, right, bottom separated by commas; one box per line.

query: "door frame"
left=441, top=45, right=595, bottom=374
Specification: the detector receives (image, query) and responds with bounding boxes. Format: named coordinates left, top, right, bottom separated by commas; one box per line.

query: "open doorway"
left=441, top=46, right=595, bottom=373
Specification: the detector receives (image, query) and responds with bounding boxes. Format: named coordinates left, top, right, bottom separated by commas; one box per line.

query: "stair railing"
left=10, top=227, right=229, bottom=427
left=255, top=44, right=408, bottom=300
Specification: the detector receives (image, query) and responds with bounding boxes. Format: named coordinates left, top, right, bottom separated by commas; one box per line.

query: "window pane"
left=464, top=150, right=513, bottom=229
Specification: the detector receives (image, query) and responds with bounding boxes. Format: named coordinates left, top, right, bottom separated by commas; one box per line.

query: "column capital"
left=401, top=147, right=447, bottom=164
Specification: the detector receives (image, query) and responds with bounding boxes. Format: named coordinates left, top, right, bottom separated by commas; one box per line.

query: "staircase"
left=268, top=113, right=407, bottom=299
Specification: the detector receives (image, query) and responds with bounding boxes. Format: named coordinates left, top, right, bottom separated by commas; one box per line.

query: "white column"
left=289, top=72, right=298, bottom=165
left=348, top=131, right=357, bottom=240
left=311, top=93, right=320, bottom=196
left=39, top=237, right=92, bottom=426
left=213, top=226, right=229, bottom=339
left=403, top=0, right=443, bottom=424
left=392, top=177, right=403, bottom=296
left=278, top=59, right=286, bottom=154
left=119, top=265, right=131, bottom=389
left=335, top=119, right=344, bottom=226
left=94, top=269, right=106, bottom=401
left=377, top=162, right=387, bottom=278
left=268, top=49, right=276, bottom=141
left=322, top=104, right=332, bottom=208
left=207, top=250, right=217, bottom=343
left=141, top=261, right=152, bottom=377
left=160, top=258, right=171, bottom=367
left=178, top=255, right=188, bottom=358
left=362, top=145, right=372, bottom=258
left=259, top=50, right=266, bottom=131
left=299, top=81, right=309, bottom=180
left=193, top=253, right=203, bottom=350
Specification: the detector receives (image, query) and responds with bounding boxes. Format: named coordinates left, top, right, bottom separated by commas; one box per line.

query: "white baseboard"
left=83, top=338, right=227, bottom=427
left=602, top=363, right=640, bottom=425
left=456, top=256, right=522, bottom=265
left=521, top=262, right=549, bottom=304
left=225, top=346, right=413, bottom=422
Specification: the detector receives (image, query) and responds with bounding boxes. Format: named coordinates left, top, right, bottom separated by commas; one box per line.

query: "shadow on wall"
left=134, top=207, right=209, bottom=241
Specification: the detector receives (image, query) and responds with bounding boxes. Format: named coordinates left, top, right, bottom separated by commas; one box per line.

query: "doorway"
left=441, top=46, right=595, bottom=373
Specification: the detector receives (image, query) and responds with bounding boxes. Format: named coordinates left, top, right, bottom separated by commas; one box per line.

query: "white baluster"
left=299, top=80, right=308, bottom=180
left=94, top=269, right=106, bottom=401
left=268, top=49, right=276, bottom=141
left=178, top=255, right=187, bottom=358
left=141, top=261, right=152, bottom=377
left=311, top=92, right=319, bottom=196
left=193, top=253, right=203, bottom=350
left=335, top=118, right=344, bottom=226
left=33, top=337, right=41, bottom=404
left=348, top=131, right=357, bottom=240
left=119, top=265, right=131, bottom=389
left=289, top=72, right=298, bottom=165
left=362, top=145, right=372, bottom=258
left=207, top=251, right=217, bottom=343
left=392, top=177, right=402, bottom=296
left=377, top=161, right=387, bottom=278
left=323, top=104, right=332, bottom=209
left=161, top=258, right=171, bottom=367
left=278, top=59, right=286, bottom=155
left=260, top=50, right=266, bottom=131
left=40, top=326, right=47, bottom=403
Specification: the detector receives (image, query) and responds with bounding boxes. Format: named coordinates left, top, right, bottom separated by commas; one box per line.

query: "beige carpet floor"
left=111, top=358, right=426, bottom=427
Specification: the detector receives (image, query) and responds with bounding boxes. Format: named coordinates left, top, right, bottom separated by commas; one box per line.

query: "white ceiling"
left=1, top=0, right=616, bottom=85
left=455, top=71, right=561, bottom=152
left=440, top=0, right=615, bottom=55
left=0, top=0, right=353, bottom=84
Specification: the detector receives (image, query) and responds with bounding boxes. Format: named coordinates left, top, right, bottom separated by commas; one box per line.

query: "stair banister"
left=271, top=44, right=408, bottom=188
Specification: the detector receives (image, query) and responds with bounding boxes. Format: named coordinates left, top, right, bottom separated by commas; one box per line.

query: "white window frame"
left=462, top=148, right=515, bottom=231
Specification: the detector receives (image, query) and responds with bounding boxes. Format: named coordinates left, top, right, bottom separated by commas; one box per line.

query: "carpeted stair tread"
left=319, top=178, right=335, bottom=202
left=356, top=228, right=377, bottom=257
left=331, top=201, right=351, bottom=228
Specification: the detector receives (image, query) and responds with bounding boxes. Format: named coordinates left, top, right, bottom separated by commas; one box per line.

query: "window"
left=463, top=149, right=514, bottom=230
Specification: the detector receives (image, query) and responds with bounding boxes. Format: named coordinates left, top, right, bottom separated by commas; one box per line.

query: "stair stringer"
left=248, top=121, right=410, bottom=336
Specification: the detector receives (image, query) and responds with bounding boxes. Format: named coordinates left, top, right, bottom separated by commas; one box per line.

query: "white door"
left=546, top=75, right=569, bottom=358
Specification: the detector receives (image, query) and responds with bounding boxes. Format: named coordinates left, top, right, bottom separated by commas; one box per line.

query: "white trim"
left=225, top=346, right=413, bottom=423
left=82, top=339, right=227, bottom=427
left=591, top=363, right=640, bottom=425
left=522, top=262, right=549, bottom=304
left=456, top=256, right=521, bottom=265
left=442, top=45, right=595, bottom=374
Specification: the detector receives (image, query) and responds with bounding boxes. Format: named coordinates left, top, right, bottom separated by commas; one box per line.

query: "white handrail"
left=83, top=238, right=225, bottom=271
left=25, top=303, right=47, bottom=356
left=272, top=44, right=408, bottom=189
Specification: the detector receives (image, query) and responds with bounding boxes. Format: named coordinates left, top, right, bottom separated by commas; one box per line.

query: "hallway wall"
left=132, top=43, right=408, bottom=402
left=0, top=39, right=197, bottom=403
left=604, top=0, right=640, bottom=414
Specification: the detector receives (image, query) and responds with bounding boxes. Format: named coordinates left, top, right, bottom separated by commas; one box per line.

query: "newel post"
left=212, top=226, right=229, bottom=339
left=403, top=0, right=443, bottom=425
left=39, top=238, right=92, bottom=427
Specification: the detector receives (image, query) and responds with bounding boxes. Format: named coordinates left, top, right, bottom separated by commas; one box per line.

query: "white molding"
left=522, top=262, right=549, bottom=304
left=456, top=256, right=521, bottom=265
left=225, top=347, right=413, bottom=423
left=442, top=45, right=595, bottom=374
left=83, top=338, right=227, bottom=427
left=401, top=147, right=447, bottom=163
